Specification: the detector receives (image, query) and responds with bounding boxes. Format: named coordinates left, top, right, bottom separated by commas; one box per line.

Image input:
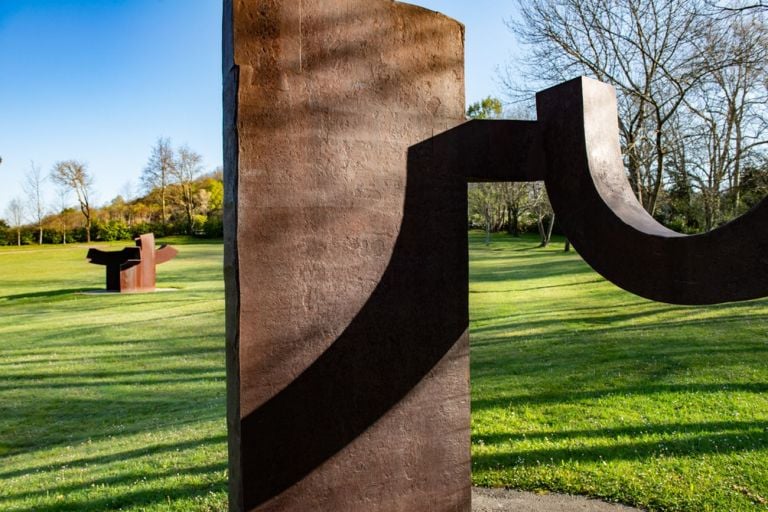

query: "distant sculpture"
left=87, top=233, right=178, bottom=292
left=223, top=1, right=767, bottom=511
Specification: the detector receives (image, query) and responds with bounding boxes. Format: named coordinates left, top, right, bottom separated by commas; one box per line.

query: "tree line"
left=0, top=138, right=223, bottom=246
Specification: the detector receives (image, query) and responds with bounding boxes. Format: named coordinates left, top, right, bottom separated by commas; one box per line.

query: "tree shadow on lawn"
left=469, top=278, right=607, bottom=295
left=2, top=311, right=223, bottom=352
left=0, top=345, right=222, bottom=367
left=0, top=372, right=224, bottom=392
left=470, top=258, right=594, bottom=284
left=472, top=381, right=768, bottom=410
left=0, top=384, right=225, bottom=459
left=472, top=420, right=768, bottom=469
left=0, top=288, right=95, bottom=301
left=473, top=419, right=768, bottom=445
left=471, top=319, right=768, bottom=384
left=3, top=460, right=228, bottom=507
left=0, top=433, right=227, bottom=482
left=12, top=479, right=227, bottom=512
left=470, top=302, right=768, bottom=340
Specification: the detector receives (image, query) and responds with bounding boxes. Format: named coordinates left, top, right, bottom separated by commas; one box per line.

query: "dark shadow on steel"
left=87, top=233, right=178, bottom=292
left=239, top=135, right=470, bottom=510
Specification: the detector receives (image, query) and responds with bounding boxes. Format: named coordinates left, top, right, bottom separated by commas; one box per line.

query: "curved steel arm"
left=537, top=77, right=768, bottom=305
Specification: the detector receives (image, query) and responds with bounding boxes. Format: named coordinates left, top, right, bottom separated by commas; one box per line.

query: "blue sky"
left=0, top=1, right=518, bottom=215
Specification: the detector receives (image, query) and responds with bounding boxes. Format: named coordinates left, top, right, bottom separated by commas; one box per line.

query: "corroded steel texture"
left=224, top=1, right=469, bottom=511
left=87, top=233, right=178, bottom=292
left=224, top=2, right=768, bottom=511
left=537, top=77, right=768, bottom=305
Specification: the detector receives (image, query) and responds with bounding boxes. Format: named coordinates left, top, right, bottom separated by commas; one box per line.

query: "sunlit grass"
left=470, top=231, right=768, bottom=512
left=2, top=234, right=767, bottom=511
left=0, top=239, right=227, bottom=512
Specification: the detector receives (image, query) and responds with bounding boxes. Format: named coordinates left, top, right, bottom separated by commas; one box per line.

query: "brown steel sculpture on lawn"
left=87, top=233, right=178, bottom=292
left=223, top=1, right=768, bottom=511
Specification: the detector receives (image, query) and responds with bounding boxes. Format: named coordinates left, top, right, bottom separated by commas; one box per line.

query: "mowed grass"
left=1, top=234, right=767, bottom=512
left=0, top=239, right=227, bottom=512
left=469, top=232, right=768, bottom=512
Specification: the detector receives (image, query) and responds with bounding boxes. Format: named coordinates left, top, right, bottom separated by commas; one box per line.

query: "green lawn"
left=469, top=232, right=768, bottom=512
left=0, top=240, right=228, bottom=512
left=0, top=235, right=766, bottom=511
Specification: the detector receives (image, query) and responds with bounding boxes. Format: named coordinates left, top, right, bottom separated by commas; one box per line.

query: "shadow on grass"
left=470, top=306, right=768, bottom=340
left=469, top=278, right=606, bottom=294
left=0, top=387, right=225, bottom=459
left=0, top=288, right=93, bottom=301
left=473, top=421, right=768, bottom=468
left=0, top=373, right=224, bottom=391
left=0, top=345, right=223, bottom=367
left=1, top=366, right=224, bottom=383
left=472, top=380, right=768, bottom=409
left=13, top=479, right=227, bottom=512
left=2, top=461, right=227, bottom=505
left=473, top=419, right=768, bottom=445
left=0, top=433, right=227, bottom=488
left=470, top=258, right=595, bottom=285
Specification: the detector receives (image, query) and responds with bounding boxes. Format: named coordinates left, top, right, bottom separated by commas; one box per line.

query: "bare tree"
left=711, top=0, right=768, bottom=12
left=507, top=0, right=714, bottom=215
left=172, top=146, right=204, bottom=234
left=501, top=182, right=531, bottom=237
left=684, top=14, right=768, bottom=228
left=50, top=160, right=94, bottom=243
left=24, top=162, right=46, bottom=244
left=143, top=137, right=175, bottom=229
left=530, top=182, right=555, bottom=247
left=5, top=198, right=25, bottom=246
left=468, top=183, right=504, bottom=245
left=55, top=188, right=72, bottom=245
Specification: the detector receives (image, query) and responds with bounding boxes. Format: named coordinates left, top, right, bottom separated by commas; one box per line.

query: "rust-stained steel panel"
left=224, top=2, right=767, bottom=512
left=224, top=1, right=469, bottom=511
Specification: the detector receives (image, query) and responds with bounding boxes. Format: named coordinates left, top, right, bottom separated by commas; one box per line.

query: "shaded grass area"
left=0, top=239, right=227, bottom=511
left=469, top=232, right=768, bottom=512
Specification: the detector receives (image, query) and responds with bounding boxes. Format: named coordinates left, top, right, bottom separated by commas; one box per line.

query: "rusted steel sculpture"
left=223, top=1, right=767, bottom=511
left=87, top=233, right=178, bottom=292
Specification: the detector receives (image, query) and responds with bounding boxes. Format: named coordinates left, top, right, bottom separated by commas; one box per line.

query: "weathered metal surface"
left=87, top=233, right=178, bottom=292
left=537, top=77, right=768, bottom=305
left=224, top=1, right=468, bottom=511
left=224, top=2, right=767, bottom=512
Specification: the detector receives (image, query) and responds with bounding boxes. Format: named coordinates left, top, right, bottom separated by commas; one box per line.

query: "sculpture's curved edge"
left=394, top=1, right=466, bottom=32
left=538, top=77, right=768, bottom=305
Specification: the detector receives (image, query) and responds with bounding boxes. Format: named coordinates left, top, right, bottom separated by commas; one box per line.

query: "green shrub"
left=94, top=220, right=132, bottom=242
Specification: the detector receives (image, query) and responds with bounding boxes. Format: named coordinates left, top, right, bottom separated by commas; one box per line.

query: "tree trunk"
left=161, top=191, right=167, bottom=230
left=648, top=111, right=665, bottom=216
left=16, top=229, right=21, bottom=246
left=508, top=205, right=520, bottom=237
left=538, top=214, right=556, bottom=247
left=564, top=239, right=571, bottom=252
left=545, top=213, right=556, bottom=246
left=39, top=227, right=43, bottom=245
left=187, top=206, right=194, bottom=235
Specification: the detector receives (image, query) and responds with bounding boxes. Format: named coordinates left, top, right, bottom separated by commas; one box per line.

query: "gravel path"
left=472, top=487, right=644, bottom=512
